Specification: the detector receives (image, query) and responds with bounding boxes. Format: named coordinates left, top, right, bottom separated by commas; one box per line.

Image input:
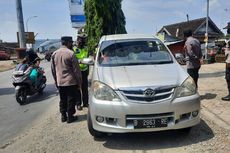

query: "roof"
left=223, top=22, right=230, bottom=29
left=39, top=39, right=60, bottom=47
left=158, top=17, right=223, bottom=39
left=164, top=40, right=184, bottom=46
left=100, top=34, right=157, bottom=42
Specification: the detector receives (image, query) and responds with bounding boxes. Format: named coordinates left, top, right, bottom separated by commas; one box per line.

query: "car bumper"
left=89, top=94, right=200, bottom=133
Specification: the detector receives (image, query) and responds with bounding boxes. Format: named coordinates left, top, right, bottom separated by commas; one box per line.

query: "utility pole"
left=205, top=0, right=209, bottom=60
left=16, top=0, right=26, bottom=48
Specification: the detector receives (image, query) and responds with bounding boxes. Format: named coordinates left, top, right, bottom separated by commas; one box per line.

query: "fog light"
left=105, top=117, right=117, bottom=125
left=96, top=116, right=104, bottom=123
left=192, top=111, right=199, bottom=117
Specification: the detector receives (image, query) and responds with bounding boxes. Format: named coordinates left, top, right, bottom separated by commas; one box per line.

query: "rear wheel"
left=38, top=77, right=46, bottom=94
left=15, top=88, right=27, bottom=105
left=38, top=86, right=45, bottom=94
left=87, top=109, right=105, bottom=138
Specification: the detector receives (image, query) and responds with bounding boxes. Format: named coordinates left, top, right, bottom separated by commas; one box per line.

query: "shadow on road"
left=0, top=87, right=15, bottom=96
left=200, top=93, right=217, bottom=100
left=101, top=119, right=214, bottom=150
left=75, top=114, right=87, bottom=122
left=200, top=71, right=225, bottom=78
left=25, top=84, right=57, bottom=104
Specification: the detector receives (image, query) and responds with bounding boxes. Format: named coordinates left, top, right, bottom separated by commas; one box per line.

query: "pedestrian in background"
left=222, top=40, right=230, bottom=101
left=51, top=36, right=82, bottom=123
left=73, top=34, right=89, bottom=110
left=183, top=29, right=203, bottom=87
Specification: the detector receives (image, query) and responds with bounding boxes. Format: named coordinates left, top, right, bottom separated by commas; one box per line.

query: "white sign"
left=68, top=0, right=86, bottom=28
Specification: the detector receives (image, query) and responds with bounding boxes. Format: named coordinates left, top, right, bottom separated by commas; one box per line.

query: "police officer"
left=222, top=40, right=230, bottom=101
left=74, top=34, right=89, bottom=109
left=51, top=36, right=82, bottom=123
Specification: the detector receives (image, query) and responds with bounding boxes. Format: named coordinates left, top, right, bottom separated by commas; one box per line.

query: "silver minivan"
left=87, top=34, right=200, bottom=138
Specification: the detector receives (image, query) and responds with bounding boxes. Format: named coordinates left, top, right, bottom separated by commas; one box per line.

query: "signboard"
left=68, top=0, right=86, bottom=28
left=17, top=32, right=35, bottom=44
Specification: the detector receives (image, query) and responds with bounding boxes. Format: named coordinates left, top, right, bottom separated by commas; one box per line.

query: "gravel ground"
left=0, top=60, right=16, bottom=72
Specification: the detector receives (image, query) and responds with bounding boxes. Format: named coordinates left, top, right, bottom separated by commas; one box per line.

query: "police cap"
left=61, top=36, right=73, bottom=43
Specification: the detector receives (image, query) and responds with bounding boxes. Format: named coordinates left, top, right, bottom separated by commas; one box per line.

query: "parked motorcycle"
left=175, top=53, right=186, bottom=65
left=12, top=67, right=47, bottom=105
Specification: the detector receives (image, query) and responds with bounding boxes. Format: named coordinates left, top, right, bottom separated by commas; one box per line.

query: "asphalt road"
left=0, top=61, right=57, bottom=146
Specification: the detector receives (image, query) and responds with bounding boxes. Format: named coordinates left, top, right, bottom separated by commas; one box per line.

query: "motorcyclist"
left=13, top=55, right=46, bottom=105
left=15, top=57, right=29, bottom=72
left=24, top=49, right=44, bottom=90
left=29, top=57, right=43, bottom=89
left=26, top=48, right=39, bottom=65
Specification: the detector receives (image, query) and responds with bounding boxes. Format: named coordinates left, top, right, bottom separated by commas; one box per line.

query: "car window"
left=98, top=40, right=172, bottom=66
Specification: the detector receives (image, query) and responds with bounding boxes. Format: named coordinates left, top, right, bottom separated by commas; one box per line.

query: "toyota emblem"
left=143, top=88, right=155, bottom=98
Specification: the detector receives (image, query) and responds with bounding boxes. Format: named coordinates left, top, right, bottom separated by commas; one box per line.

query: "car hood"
left=96, top=63, right=188, bottom=89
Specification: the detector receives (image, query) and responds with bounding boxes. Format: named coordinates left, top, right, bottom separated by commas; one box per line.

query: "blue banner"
left=71, top=15, right=86, bottom=23
left=68, top=0, right=86, bottom=28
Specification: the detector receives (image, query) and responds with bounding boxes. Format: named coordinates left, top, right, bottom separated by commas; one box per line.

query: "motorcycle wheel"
left=16, top=89, right=27, bottom=105
left=38, top=82, right=46, bottom=94
left=38, top=87, right=44, bottom=94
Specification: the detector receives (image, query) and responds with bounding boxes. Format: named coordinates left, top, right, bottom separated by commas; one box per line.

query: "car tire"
left=87, top=109, right=105, bottom=138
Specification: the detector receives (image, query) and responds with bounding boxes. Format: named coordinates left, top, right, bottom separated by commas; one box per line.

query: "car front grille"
left=119, top=86, right=175, bottom=103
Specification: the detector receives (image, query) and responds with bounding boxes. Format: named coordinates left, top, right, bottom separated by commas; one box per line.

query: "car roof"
left=99, top=34, right=157, bottom=43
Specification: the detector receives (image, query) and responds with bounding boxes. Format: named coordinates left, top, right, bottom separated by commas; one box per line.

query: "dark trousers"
left=59, top=85, right=81, bottom=116
left=225, top=66, right=230, bottom=94
left=79, top=70, right=89, bottom=106
left=187, top=67, right=200, bottom=87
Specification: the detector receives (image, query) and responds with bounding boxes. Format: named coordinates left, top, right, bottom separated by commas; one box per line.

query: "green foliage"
left=84, top=0, right=127, bottom=53
left=225, top=34, right=230, bottom=39
left=219, top=34, right=230, bottom=40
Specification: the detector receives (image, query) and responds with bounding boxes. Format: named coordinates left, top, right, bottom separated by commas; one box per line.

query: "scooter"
left=12, top=67, right=47, bottom=105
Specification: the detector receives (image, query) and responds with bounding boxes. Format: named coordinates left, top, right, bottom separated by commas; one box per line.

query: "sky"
left=0, top=0, right=230, bottom=42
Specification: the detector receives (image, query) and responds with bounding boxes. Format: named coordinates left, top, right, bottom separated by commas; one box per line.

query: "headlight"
left=92, top=81, right=121, bottom=101
left=176, top=77, right=196, bottom=97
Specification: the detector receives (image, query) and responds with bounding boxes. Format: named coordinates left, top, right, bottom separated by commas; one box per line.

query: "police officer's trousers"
left=59, top=85, right=80, bottom=116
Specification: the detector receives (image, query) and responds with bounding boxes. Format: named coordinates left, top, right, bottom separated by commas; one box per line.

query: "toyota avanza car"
left=87, top=34, right=200, bottom=137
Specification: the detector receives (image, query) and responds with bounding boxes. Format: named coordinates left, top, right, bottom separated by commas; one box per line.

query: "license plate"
left=133, top=118, right=168, bottom=129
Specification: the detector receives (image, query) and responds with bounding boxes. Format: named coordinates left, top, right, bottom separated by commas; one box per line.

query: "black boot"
left=67, top=115, right=78, bottom=123
left=61, top=113, right=67, bottom=122
left=221, top=95, right=230, bottom=101
left=83, top=104, right=89, bottom=108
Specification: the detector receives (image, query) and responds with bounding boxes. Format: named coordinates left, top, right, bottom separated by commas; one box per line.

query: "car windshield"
left=98, top=40, right=173, bottom=66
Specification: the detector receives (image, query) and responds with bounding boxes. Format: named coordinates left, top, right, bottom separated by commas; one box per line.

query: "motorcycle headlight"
left=176, top=77, right=196, bottom=98
left=92, top=81, right=121, bottom=101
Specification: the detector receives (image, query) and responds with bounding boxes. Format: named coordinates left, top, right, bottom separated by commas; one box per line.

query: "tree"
left=84, top=0, right=127, bottom=53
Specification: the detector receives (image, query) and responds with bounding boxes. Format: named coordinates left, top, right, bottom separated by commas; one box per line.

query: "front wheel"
left=87, top=109, right=105, bottom=138
left=15, top=88, right=27, bottom=105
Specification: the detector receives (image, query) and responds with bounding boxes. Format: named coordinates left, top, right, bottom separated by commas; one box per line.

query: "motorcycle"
left=12, top=66, right=47, bottom=105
